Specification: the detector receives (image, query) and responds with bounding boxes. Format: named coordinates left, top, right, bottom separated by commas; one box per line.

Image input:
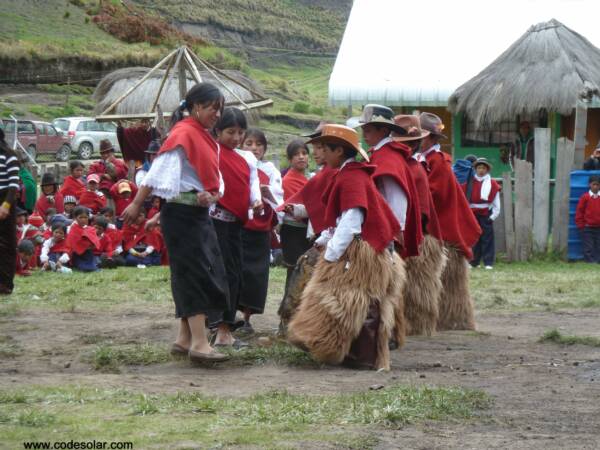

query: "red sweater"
left=576, top=192, right=600, bottom=228
left=323, top=161, right=400, bottom=253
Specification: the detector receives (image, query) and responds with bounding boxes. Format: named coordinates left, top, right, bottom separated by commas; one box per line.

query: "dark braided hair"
left=170, top=83, right=225, bottom=128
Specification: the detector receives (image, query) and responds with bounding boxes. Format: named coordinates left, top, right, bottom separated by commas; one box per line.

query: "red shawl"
left=128, top=227, right=164, bottom=253
left=49, top=238, right=70, bottom=255
left=105, top=226, right=123, bottom=249
left=158, top=117, right=220, bottom=194
left=34, top=193, right=64, bottom=218
left=122, top=222, right=144, bottom=251
left=117, top=125, right=154, bottom=162
left=406, top=158, right=443, bottom=240
left=78, top=190, right=107, bottom=214
left=66, top=223, right=100, bottom=256
left=463, top=178, right=501, bottom=217
left=244, top=169, right=277, bottom=232
left=283, top=169, right=308, bottom=201
left=281, top=165, right=337, bottom=235
left=369, top=141, right=423, bottom=258
left=425, top=151, right=481, bottom=259
left=93, top=233, right=114, bottom=256
left=323, top=162, right=400, bottom=253
left=217, top=144, right=251, bottom=222
left=59, top=175, right=85, bottom=200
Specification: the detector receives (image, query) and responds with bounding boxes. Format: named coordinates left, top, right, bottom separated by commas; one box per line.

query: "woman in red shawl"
left=122, top=83, right=230, bottom=363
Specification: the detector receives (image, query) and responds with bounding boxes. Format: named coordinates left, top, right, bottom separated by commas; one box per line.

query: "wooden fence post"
left=502, top=172, right=515, bottom=261
left=552, top=138, right=575, bottom=256
left=573, top=100, right=588, bottom=169
left=514, top=159, right=533, bottom=261
left=533, top=128, right=551, bottom=253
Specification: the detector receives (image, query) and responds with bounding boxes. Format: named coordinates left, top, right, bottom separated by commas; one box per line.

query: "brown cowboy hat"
left=307, top=124, right=370, bottom=162
left=99, top=139, right=115, bottom=153
left=392, top=115, right=430, bottom=142
left=357, top=104, right=407, bottom=136
left=419, top=112, right=447, bottom=139
left=302, top=120, right=333, bottom=139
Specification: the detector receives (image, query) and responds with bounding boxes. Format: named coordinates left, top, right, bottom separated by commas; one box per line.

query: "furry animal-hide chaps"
left=277, top=246, right=321, bottom=335
left=287, top=239, right=406, bottom=370
left=404, top=235, right=448, bottom=336
left=437, top=244, right=476, bottom=331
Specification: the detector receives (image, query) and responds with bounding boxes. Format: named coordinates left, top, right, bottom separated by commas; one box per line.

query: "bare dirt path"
left=1, top=304, right=599, bottom=449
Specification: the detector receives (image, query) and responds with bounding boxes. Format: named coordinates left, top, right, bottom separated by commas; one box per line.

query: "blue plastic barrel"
left=568, top=170, right=600, bottom=260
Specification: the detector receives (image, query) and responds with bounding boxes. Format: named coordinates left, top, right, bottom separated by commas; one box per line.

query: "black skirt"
left=0, top=190, right=17, bottom=292
left=239, top=229, right=271, bottom=314
left=160, top=203, right=229, bottom=319
left=209, top=218, right=243, bottom=326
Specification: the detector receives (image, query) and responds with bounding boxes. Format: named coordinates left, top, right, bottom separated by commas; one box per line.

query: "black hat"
left=145, top=139, right=161, bottom=154
left=15, top=207, right=27, bottom=216
left=40, top=173, right=58, bottom=186
left=0, top=128, right=5, bottom=143
left=17, top=239, right=35, bottom=255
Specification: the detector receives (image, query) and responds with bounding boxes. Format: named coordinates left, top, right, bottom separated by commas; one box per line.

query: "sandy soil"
left=1, top=303, right=599, bottom=450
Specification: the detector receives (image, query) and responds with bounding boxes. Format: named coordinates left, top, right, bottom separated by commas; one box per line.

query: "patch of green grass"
left=0, top=384, right=490, bottom=448
left=539, top=329, right=600, bottom=347
left=88, top=342, right=171, bottom=372
left=223, top=341, right=318, bottom=367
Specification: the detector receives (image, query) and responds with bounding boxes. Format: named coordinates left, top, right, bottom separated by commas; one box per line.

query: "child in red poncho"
left=109, top=179, right=138, bottom=217
left=34, top=173, right=64, bottom=219
left=16, top=239, right=36, bottom=276
left=67, top=206, right=100, bottom=272
left=287, top=124, right=406, bottom=371
left=122, top=210, right=163, bottom=267
left=59, top=161, right=85, bottom=200
left=78, top=174, right=107, bottom=214
left=576, top=175, right=600, bottom=263
left=40, top=223, right=71, bottom=272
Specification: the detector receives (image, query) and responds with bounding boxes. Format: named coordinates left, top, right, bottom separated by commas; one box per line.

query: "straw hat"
left=392, top=115, right=430, bottom=142
left=307, top=124, right=370, bottom=162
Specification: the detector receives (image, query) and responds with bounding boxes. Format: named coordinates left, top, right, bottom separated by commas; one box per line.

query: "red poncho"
left=93, top=233, right=114, bottom=257
left=104, top=226, right=123, bottom=250
left=281, top=165, right=337, bottom=235
left=369, top=141, right=423, bottom=258
left=117, top=125, right=155, bottom=163
left=244, top=169, right=277, bottom=232
left=59, top=175, right=85, bottom=200
left=323, top=162, right=400, bottom=253
left=217, top=144, right=251, bottom=222
left=109, top=181, right=138, bottom=216
left=158, top=117, right=220, bottom=194
left=66, top=223, right=100, bottom=256
left=282, top=169, right=308, bottom=201
left=424, top=150, right=481, bottom=259
left=406, top=158, right=442, bottom=240
left=34, top=193, right=64, bottom=218
left=78, top=190, right=107, bottom=214
left=87, top=158, right=129, bottom=192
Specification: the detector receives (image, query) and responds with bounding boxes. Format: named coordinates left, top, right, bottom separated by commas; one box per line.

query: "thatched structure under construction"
left=449, top=19, right=600, bottom=126
left=93, top=66, right=265, bottom=122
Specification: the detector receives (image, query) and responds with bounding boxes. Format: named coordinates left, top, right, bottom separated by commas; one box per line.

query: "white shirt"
left=372, top=137, right=408, bottom=230
left=257, top=160, right=284, bottom=205
left=235, top=148, right=261, bottom=206
left=469, top=174, right=501, bottom=221
left=141, top=146, right=224, bottom=199
left=313, top=159, right=365, bottom=262
left=40, top=238, right=70, bottom=264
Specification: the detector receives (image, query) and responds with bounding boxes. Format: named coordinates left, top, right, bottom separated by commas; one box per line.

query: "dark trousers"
left=582, top=227, right=600, bottom=263
left=471, top=213, right=495, bottom=267
left=0, top=191, right=17, bottom=293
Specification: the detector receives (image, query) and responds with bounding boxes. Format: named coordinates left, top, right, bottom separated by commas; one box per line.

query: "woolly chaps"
left=287, top=240, right=406, bottom=371
left=277, top=246, right=321, bottom=335
left=404, top=235, right=448, bottom=336
left=437, top=244, right=476, bottom=331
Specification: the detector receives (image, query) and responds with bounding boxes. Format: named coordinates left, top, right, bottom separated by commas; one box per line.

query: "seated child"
left=16, top=239, right=36, bottom=276
left=109, top=179, right=138, bottom=217
left=147, top=196, right=161, bottom=219
left=63, top=195, right=77, bottom=218
left=99, top=207, right=125, bottom=260
left=78, top=174, right=107, bottom=214
left=66, top=206, right=101, bottom=272
left=123, top=211, right=163, bottom=267
left=93, top=215, right=123, bottom=268
left=16, top=208, right=43, bottom=246
left=59, top=161, right=86, bottom=200
left=34, top=173, right=64, bottom=219
left=575, top=175, right=600, bottom=263
left=42, top=208, right=58, bottom=239
left=40, top=223, right=72, bottom=273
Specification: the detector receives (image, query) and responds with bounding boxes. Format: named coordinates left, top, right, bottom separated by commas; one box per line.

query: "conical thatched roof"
left=93, top=67, right=264, bottom=117
left=449, top=19, right=600, bottom=125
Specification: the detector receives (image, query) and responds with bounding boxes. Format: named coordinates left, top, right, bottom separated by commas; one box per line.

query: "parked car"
left=52, top=117, right=120, bottom=159
left=1, top=119, right=72, bottom=161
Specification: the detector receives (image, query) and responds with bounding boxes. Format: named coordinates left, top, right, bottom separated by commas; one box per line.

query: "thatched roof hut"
left=93, top=66, right=265, bottom=121
left=448, top=19, right=600, bottom=126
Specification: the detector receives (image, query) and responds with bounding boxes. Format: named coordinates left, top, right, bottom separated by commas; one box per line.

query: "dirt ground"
left=1, top=300, right=599, bottom=450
